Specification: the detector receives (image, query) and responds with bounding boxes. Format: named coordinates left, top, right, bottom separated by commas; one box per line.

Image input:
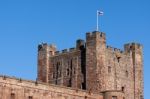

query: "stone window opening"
left=126, top=70, right=128, bottom=77
left=10, top=93, right=15, bottom=99
left=140, top=95, right=144, bottom=99
left=28, top=96, right=33, bottom=99
left=117, top=57, right=121, bottom=63
left=53, top=72, right=55, bottom=79
left=74, top=67, right=76, bottom=74
left=56, top=62, right=62, bottom=78
left=56, top=63, right=59, bottom=78
left=67, top=79, right=72, bottom=87
left=70, top=59, right=73, bottom=76
left=85, top=96, right=87, bottom=99
left=52, top=64, right=55, bottom=78
left=122, top=86, right=125, bottom=92
left=108, top=66, right=111, bottom=73
left=67, top=68, right=69, bottom=76
left=112, top=96, right=117, bottom=99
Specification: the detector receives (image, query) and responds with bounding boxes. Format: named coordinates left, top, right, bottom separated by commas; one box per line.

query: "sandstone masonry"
left=0, top=31, right=144, bottom=99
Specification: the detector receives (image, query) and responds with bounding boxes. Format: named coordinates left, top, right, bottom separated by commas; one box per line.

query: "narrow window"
left=85, top=96, right=87, bottom=99
left=53, top=64, right=55, bottom=78
left=126, top=70, right=128, bottom=77
left=70, top=59, right=73, bottom=77
left=49, top=51, right=53, bottom=55
left=140, top=95, right=144, bottom=99
left=117, top=57, right=121, bottom=62
left=66, top=68, right=69, bottom=76
left=67, top=79, right=72, bottom=87
left=10, top=93, right=15, bottom=99
left=108, top=66, right=111, bottom=73
left=28, top=96, right=33, bottom=99
left=112, top=96, right=117, bottom=99
left=122, top=86, right=125, bottom=92
left=74, top=67, right=76, bottom=74
left=56, top=62, right=59, bottom=78
left=81, top=82, right=86, bottom=90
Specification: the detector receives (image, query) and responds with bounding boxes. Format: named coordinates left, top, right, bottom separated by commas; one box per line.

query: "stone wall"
left=49, top=50, right=83, bottom=89
left=37, top=31, right=144, bottom=99
left=38, top=43, right=56, bottom=83
left=85, top=31, right=143, bottom=99
left=102, top=90, right=125, bottom=99
left=86, top=31, right=106, bottom=92
left=38, top=40, right=86, bottom=90
left=0, top=75, right=103, bottom=99
left=105, top=46, right=134, bottom=99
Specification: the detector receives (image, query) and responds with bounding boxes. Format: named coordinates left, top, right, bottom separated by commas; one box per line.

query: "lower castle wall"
left=103, top=91, right=125, bottom=99
left=0, top=76, right=103, bottom=99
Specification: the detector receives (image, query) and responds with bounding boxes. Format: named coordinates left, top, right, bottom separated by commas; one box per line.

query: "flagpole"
left=96, top=10, right=99, bottom=31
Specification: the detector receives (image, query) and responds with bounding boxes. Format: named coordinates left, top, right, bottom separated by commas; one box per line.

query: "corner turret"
left=124, top=43, right=144, bottom=99
left=37, top=43, right=56, bottom=83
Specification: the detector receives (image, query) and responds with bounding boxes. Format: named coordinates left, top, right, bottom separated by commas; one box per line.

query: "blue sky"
left=0, top=0, right=149, bottom=98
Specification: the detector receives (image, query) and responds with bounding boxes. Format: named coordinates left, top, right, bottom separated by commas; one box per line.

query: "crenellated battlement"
left=76, top=39, right=85, bottom=49
left=107, top=46, right=114, bottom=51
left=100, top=32, right=106, bottom=38
left=114, top=48, right=123, bottom=53
left=106, top=45, right=124, bottom=54
left=62, top=49, right=68, bottom=53
left=53, top=48, right=80, bottom=56
left=38, top=43, right=56, bottom=51
left=69, top=47, right=76, bottom=52
left=54, top=48, right=76, bottom=55
left=124, top=42, right=143, bottom=52
left=37, top=31, right=143, bottom=99
left=86, top=31, right=106, bottom=39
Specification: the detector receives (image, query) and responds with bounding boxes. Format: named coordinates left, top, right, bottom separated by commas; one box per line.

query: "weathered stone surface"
left=0, top=76, right=103, bottom=99
left=37, top=31, right=144, bottom=99
left=0, top=31, right=144, bottom=99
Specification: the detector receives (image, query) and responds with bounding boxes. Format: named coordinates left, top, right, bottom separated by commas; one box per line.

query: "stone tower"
left=86, top=31, right=106, bottom=92
left=37, top=43, right=56, bottom=83
left=37, top=31, right=144, bottom=99
left=124, top=43, right=144, bottom=99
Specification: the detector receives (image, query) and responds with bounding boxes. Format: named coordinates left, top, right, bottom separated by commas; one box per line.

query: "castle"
left=0, top=31, right=144, bottom=99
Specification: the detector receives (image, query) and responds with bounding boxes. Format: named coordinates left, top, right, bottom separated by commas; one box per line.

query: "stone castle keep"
left=0, top=31, right=144, bottom=99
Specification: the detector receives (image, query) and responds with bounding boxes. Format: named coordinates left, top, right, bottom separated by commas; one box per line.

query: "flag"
left=98, top=11, right=104, bottom=16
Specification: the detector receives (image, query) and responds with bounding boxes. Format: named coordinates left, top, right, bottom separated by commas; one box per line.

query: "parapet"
left=0, top=75, right=103, bottom=98
left=49, top=44, right=56, bottom=49
left=62, top=49, right=68, bottom=53
left=131, top=43, right=143, bottom=49
left=38, top=42, right=48, bottom=51
left=53, top=47, right=80, bottom=56
left=100, top=32, right=106, bottom=38
left=69, top=47, right=76, bottom=52
left=114, top=48, right=121, bottom=53
left=106, top=45, right=124, bottom=54
left=76, top=39, right=85, bottom=49
left=38, top=43, right=57, bottom=52
left=86, top=31, right=106, bottom=39
left=107, top=46, right=113, bottom=51
left=124, top=42, right=143, bottom=52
